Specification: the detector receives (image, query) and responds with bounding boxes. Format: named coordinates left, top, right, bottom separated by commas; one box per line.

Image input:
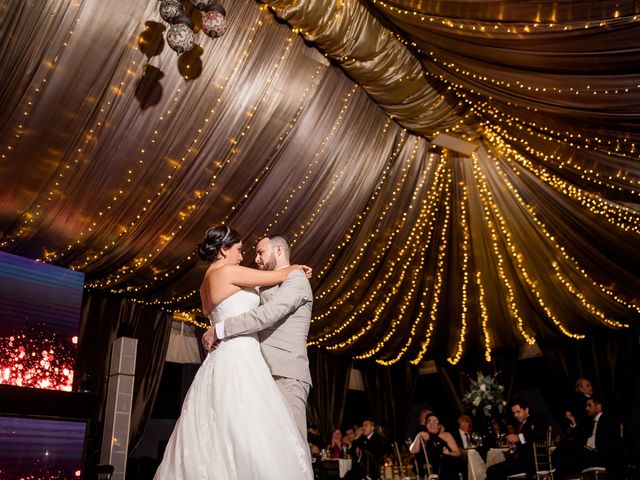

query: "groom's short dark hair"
left=267, top=234, right=291, bottom=259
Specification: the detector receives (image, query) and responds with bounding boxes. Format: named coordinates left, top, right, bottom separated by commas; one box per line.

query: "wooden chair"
left=506, top=426, right=555, bottom=480
left=418, top=439, right=439, bottom=480
left=579, top=419, right=624, bottom=480
left=532, top=426, right=555, bottom=480
left=580, top=466, right=607, bottom=480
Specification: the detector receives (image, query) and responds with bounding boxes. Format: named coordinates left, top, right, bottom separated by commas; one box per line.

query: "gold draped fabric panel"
left=0, top=0, right=638, bottom=366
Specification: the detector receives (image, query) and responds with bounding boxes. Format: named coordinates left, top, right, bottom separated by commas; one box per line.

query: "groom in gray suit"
left=202, top=235, right=313, bottom=440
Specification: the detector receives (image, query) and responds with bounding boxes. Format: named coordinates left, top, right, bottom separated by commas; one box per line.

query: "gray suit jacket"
left=222, top=269, right=313, bottom=385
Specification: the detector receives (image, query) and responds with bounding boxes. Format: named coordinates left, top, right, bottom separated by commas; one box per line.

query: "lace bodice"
left=208, top=289, right=260, bottom=325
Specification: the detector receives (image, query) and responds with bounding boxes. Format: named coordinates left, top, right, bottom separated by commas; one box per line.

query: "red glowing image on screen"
left=0, top=252, right=84, bottom=391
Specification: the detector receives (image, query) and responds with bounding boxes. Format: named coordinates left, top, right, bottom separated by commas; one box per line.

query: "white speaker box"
left=100, top=337, right=138, bottom=480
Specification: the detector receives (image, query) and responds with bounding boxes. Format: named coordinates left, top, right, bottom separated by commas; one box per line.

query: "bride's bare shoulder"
left=203, top=263, right=227, bottom=279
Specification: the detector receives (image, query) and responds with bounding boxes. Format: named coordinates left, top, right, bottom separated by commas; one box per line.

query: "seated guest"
left=453, top=413, right=487, bottom=469
left=308, top=424, right=323, bottom=453
left=565, top=378, right=595, bottom=443
left=350, top=418, right=386, bottom=479
left=342, top=426, right=356, bottom=456
left=578, top=397, right=624, bottom=480
left=486, top=416, right=508, bottom=448
left=409, top=407, right=434, bottom=439
left=453, top=414, right=474, bottom=449
left=410, top=413, right=463, bottom=480
left=327, top=428, right=344, bottom=459
left=486, top=398, right=546, bottom=480
left=553, top=379, right=596, bottom=478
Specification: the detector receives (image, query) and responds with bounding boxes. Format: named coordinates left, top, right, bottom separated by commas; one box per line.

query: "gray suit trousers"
left=274, top=376, right=310, bottom=442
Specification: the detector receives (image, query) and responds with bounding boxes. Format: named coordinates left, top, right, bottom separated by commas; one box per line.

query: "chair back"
left=419, top=440, right=439, bottom=480
left=533, top=426, right=554, bottom=480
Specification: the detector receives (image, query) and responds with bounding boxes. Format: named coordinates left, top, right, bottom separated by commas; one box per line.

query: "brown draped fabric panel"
left=539, top=329, right=640, bottom=418
left=261, top=0, right=464, bottom=134
left=306, top=347, right=352, bottom=441
left=359, top=362, right=419, bottom=440
left=76, top=292, right=172, bottom=452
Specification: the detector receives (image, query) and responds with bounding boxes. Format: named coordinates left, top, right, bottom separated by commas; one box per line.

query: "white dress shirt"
left=459, top=429, right=470, bottom=448
left=586, top=412, right=602, bottom=449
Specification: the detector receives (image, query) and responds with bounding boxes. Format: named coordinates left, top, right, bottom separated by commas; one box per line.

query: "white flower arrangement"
left=462, top=371, right=506, bottom=418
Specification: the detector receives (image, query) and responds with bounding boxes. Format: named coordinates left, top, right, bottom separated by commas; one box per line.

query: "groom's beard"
left=257, top=261, right=275, bottom=271
left=259, top=253, right=277, bottom=271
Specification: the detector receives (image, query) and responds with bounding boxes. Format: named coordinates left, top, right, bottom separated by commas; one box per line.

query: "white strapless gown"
left=154, top=289, right=313, bottom=479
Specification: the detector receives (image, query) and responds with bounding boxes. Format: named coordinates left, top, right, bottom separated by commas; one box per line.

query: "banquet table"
left=462, top=447, right=509, bottom=480
left=320, top=458, right=352, bottom=478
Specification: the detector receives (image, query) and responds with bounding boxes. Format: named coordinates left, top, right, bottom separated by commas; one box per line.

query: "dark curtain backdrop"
left=76, top=292, right=172, bottom=453
left=306, top=347, right=352, bottom=442
left=359, top=362, right=420, bottom=441
left=540, top=328, right=640, bottom=458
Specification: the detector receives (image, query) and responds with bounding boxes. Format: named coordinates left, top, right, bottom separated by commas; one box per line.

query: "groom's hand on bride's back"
left=202, top=327, right=220, bottom=352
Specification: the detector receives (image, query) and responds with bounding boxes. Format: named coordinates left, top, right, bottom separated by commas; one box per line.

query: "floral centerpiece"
left=462, top=371, right=506, bottom=418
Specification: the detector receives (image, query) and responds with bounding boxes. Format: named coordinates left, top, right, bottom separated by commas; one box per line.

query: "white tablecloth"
left=321, top=459, right=352, bottom=478
left=487, top=448, right=509, bottom=467
left=463, top=448, right=509, bottom=480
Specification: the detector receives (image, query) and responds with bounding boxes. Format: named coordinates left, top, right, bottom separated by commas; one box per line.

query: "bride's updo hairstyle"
left=198, top=226, right=241, bottom=263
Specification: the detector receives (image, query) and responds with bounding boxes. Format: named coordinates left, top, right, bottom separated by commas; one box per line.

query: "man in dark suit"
left=350, top=418, right=386, bottom=479
left=565, top=378, right=595, bottom=444
left=554, top=378, right=597, bottom=478
left=579, top=397, right=624, bottom=480
left=452, top=414, right=474, bottom=450
left=486, top=398, right=546, bottom=480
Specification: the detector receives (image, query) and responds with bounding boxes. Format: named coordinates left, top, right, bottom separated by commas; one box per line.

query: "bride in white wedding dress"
left=154, top=226, right=313, bottom=479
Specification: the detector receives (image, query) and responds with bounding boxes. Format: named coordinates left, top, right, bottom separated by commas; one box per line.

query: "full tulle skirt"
left=154, top=334, right=312, bottom=479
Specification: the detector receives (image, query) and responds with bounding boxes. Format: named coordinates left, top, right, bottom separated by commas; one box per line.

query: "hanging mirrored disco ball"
left=191, top=0, right=219, bottom=12
left=172, top=13, right=195, bottom=30
left=202, top=9, right=227, bottom=38
left=166, top=23, right=195, bottom=54
left=159, top=0, right=185, bottom=23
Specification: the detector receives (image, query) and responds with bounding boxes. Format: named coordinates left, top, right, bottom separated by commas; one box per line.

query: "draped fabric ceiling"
left=1, top=0, right=639, bottom=367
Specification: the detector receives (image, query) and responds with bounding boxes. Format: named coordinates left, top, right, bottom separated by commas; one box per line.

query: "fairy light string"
left=308, top=136, right=422, bottom=327
left=447, top=183, right=471, bottom=365
left=483, top=129, right=640, bottom=237
left=353, top=154, right=445, bottom=359
left=314, top=127, right=409, bottom=296
left=485, top=148, right=636, bottom=326
left=117, top=67, right=360, bottom=306
left=323, top=148, right=435, bottom=352
left=473, top=155, right=537, bottom=345
left=260, top=83, right=360, bottom=239
left=377, top=163, right=453, bottom=366
left=475, top=150, right=585, bottom=340
left=475, top=271, right=492, bottom=362
left=0, top=7, right=82, bottom=248
left=290, top=117, right=397, bottom=249
left=308, top=137, right=422, bottom=342
left=84, top=19, right=291, bottom=289
left=370, top=0, right=639, bottom=34
left=552, top=262, right=628, bottom=329
left=108, top=63, right=328, bottom=298
left=409, top=155, right=453, bottom=365
left=480, top=118, right=639, bottom=198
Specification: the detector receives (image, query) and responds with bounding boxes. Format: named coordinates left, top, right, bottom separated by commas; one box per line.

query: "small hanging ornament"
left=202, top=5, right=227, bottom=38
left=166, top=23, right=195, bottom=54
left=159, top=0, right=185, bottom=24
left=207, top=3, right=226, bottom=16
left=191, top=0, right=219, bottom=11
left=173, top=14, right=195, bottom=30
